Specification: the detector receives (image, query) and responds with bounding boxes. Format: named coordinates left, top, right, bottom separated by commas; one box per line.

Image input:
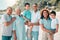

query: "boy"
left=22, top=3, right=31, bottom=40
left=50, top=11, right=59, bottom=33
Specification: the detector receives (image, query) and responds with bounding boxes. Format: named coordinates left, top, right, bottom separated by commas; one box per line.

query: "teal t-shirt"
left=23, top=10, right=31, bottom=21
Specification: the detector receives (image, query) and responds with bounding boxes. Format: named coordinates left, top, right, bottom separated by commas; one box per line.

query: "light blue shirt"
left=2, top=14, right=13, bottom=36
left=31, top=10, right=40, bottom=31
left=23, top=10, right=31, bottom=21
left=40, top=18, right=51, bottom=30
left=51, top=18, right=59, bottom=29
left=13, top=15, right=26, bottom=40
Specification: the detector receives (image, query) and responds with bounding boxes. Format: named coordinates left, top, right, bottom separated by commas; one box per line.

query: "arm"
left=40, top=24, right=52, bottom=33
left=30, top=26, right=33, bottom=33
left=4, top=17, right=16, bottom=26
left=13, top=21, right=17, bottom=40
left=32, top=21, right=39, bottom=26
left=30, top=19, right=40, bottom=26
left=13, top=30, right=17, bottom=40
left=55, top=24, right=59, bottom=33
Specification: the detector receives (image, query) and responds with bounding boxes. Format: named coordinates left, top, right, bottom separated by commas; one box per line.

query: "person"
left=1, top=7, right=16, bottom=40
left=39, top=9, right=53, bottom=40
left=13, top=8, right=26, bottom=40
left=30, top=3, right=40, bottom=40
left=50, top=11, right=59, bottom=34
left=22, top=3, right=31, bottom=40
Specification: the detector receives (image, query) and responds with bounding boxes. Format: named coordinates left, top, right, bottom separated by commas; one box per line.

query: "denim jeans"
left=2, top=36, right=12, bottom=40
left=31, top=31, right=39, bottom=40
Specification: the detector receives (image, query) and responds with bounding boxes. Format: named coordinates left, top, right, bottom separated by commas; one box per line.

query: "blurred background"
left=0, top=0, right=60, bottom=40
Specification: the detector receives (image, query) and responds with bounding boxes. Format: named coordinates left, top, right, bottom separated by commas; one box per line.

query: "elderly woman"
left=13, top=8, right=26, bottom=40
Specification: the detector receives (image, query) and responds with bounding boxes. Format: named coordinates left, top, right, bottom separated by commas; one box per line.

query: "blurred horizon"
left=0, top=0, right=60, bottom=11
left=0, top=0, right=17, bottom=10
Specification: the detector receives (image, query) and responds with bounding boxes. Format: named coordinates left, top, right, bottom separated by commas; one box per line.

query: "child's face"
left=25, top=5, right=30, bottom=10
left=50, top=13, right=56, bottom=19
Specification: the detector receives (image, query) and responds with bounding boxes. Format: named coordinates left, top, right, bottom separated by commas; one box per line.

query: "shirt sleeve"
left=37, top=11, right=40, bottom=20
left=38, top=13, right=40, bottom=20
left=2, top=15, right=8, bottom=23
left=13, top=20, right=16, bottom=31
left=56, top=19, right=59, bottom=24
left=22, top=11, right=26, bottom=17
left=39, top=19, right=43, bottom=24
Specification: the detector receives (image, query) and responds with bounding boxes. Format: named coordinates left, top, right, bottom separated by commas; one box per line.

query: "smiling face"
left=7, top=7, right=12, bottom=15
left=33, top=4, right=38, bottom=11
left=25, top=5, right=30, bottom=10
left=43, top=11, right=49, bottom=18
left=15, top=8, right=21, bottom=16
left=50, top=13, right=56, bottom=19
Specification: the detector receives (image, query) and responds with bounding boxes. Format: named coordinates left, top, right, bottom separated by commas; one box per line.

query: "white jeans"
left=39, top=27, right=54, bottom=40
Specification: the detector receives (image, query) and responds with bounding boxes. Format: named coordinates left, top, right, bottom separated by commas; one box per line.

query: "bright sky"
left=0, top=0, right=17, bottom=10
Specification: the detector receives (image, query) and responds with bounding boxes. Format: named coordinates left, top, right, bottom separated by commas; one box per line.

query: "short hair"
left=24, top=3, right=30, bottom=6
left=50, top=11, right=56, bottom=16
left=7, top=7, right=12, bottom=10
left=33, top=3, right=38, bottom=6
left=15, top=7, right=21, bottom=11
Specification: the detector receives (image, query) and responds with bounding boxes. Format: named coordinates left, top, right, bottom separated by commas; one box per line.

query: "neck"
left=7, top=13, right=10, bottom=16
left=18, top=14, right=21, bottom=16
left=52, top=18, right=56, bottom=19
left=26, top=9, right=29, bottom=10
left=44, top=17, right=48, bottom=20
left=34, top=10, right=38, bottom=13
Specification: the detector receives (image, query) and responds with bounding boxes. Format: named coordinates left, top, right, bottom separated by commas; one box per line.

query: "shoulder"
left=2, top=14, right=7, bottom=18
left=55, top=18, right=59, bottom=22
left=22, top=11, right=25, bottom=13
left=40, top=19, right=43, bottom=21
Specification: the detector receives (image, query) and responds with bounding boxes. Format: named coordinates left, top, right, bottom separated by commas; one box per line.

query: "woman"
left=39, top=9, right=53, bottom=40
left=13, top=8, right=26, bottom=40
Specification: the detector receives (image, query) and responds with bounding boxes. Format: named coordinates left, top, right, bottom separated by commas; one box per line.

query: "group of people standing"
left=1, top=3, right=59, bottom=40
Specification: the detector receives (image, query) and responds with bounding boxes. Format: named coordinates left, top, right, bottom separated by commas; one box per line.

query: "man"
left=13, top=8, right=26, bottom=40
left=30, top=3, right=40, bottom=40
left=22, top=3, right=31, bottom=40
left=2, top=7, right=16, bottom=40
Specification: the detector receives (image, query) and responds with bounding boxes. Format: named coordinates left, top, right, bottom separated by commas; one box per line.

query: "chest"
left=15, top=17, right=24, bottom=24
left=6, top=16, right=12, bottom=21
left=43, top=19, right=51, bottom=26
left=51, top=20, right=57, bottom=24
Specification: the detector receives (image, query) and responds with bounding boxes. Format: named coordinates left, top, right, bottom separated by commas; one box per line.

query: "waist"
left=32, top=26, right=39, bottom=31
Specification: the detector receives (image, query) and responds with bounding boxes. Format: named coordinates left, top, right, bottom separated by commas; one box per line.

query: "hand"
left=12, top=17, right=16, bottom=22
left=49, top=31, right=54, bottom=35
left=14, top=37, right=17, bottom=40
left=28, top=22, right=33, bottom=26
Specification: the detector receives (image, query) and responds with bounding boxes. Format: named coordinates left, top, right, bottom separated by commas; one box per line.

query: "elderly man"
left=2, top=7, right=16, bottom=40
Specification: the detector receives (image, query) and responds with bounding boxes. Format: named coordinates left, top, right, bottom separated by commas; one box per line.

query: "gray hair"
left=15, top=7, right=21, bottom=11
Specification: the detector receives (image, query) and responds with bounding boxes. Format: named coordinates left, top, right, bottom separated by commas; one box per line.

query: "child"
left=22, top=3, right=32, bottom=40
left=50, top=11, right=59, bottom=34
